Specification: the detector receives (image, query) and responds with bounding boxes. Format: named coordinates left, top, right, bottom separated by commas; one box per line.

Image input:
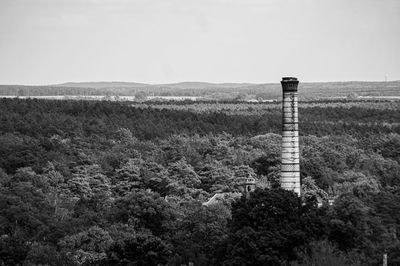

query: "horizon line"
left=1, top=79, right=399, bottom=87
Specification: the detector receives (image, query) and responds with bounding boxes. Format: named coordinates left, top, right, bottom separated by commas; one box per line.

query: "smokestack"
left=280, top=77, right=300, bottom=196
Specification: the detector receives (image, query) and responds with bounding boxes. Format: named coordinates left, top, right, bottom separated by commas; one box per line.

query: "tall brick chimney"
left=280, top=77, right=300, bottom=196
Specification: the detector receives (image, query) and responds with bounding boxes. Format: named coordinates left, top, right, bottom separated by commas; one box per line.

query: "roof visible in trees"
left=203, top=192, right=242, bottom=206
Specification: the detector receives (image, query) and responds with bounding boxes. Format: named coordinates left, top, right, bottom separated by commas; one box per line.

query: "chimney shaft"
left=280, top=77, right=300, bottom=196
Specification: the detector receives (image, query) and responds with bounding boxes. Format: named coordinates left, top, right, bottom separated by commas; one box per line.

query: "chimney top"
left=282, top=77, right=298, bottom=81
left=281, top=77, right=299, bottom=92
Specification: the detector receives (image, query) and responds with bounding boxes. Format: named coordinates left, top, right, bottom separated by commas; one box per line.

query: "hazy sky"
left=0, top=0, right=399, bottom=85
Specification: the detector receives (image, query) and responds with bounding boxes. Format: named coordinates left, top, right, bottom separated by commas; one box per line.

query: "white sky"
left=0, top=0, right=399, bottom=85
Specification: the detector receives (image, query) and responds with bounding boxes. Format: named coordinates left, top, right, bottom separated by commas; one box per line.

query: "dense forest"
left=1, top=98, right=400, bottom=265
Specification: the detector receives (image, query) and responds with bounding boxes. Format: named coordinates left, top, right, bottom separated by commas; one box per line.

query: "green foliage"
left=110, top=189, right=175, bottom=236
left=197, top=161, right=233, bottom=193
left=328, top=192, right=400, bottom=264
left=0, top=98, right=399, bottom=265
left=0, top=235, right=29, bottom=266
left=59, top=226, right=112, bottom=265
left=302, top=176, right=329, bottom=204
left=219, top=188, right=324, bottom=265
left=170, top=202, right=231, bottom=265
left=68, top=164, right=112, bottom=207
left=103, top=230, right=171, bottom=266
left=24, top=242, right=75, bottom=266
left=291, top=240, right=356, bottom=266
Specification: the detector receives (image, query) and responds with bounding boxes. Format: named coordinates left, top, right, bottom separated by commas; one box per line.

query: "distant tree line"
left=1, top=80, right=400, bottom=100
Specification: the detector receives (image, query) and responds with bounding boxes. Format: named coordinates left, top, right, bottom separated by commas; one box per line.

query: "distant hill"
left=55, top=81, right=255, bottom=89
left=55, top=81, right=149, bottom=88
left=157, top=82, right=255, bottom=89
